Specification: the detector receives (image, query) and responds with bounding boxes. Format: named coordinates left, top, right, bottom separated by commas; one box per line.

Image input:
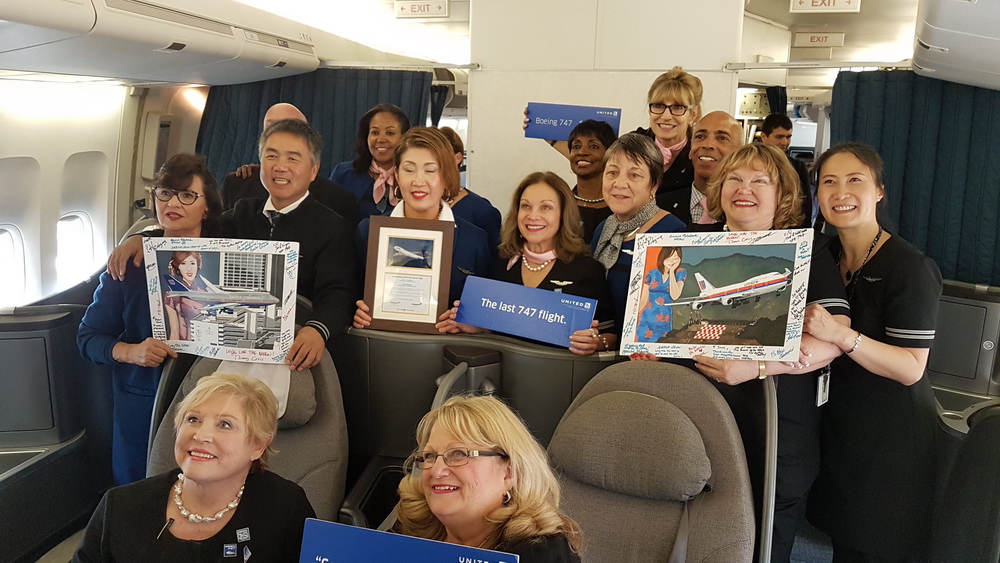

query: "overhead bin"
left=913, top=0, right=1000, bottom=90
left=0, top=0, right=319, bottom=85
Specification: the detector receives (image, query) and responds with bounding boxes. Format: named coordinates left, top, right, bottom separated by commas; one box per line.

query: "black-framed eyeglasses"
left=411, top=448, right=508, bottom=469
left=150, top=187, right=205, bottom=206
left=648, top=103, right=695, bottom=116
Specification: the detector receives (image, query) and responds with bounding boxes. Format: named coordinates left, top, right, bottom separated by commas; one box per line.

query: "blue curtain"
left=195, top=68, right=432, bottom=182
left=831, top=70, right=1000, bottom=286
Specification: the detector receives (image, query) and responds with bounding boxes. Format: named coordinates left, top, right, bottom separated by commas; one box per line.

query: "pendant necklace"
left=842, top=226, right=883, bottom=298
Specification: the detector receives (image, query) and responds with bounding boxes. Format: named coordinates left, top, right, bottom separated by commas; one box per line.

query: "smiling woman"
left=73, top=373, right=315, bottom=563
left=396, top=395, right=583, bottom=561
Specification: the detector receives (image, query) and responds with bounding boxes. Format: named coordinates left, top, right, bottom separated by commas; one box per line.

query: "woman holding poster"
left=436, top=171, right=615, bottom=355
left=803, top=143, right=941, bottom=562
left=683, top=143, right=851, bottom=563
left=591, top=133, right=686, bottom=338
left=77, top=153, right=224, bottom=485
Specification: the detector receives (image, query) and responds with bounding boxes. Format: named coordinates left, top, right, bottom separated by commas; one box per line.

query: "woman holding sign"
left=78, top=153, right=224, bottom=485
left=353, top=127, right=492, bottom=328
left=803, top=143, right=941, bottom=562
left=591, top=133, right=686, bottom=339
left=684, top=143, right=850, bottom=563
left=397, top=394, right=583, bottom=561
left=437, top=171, right=614, bottom=355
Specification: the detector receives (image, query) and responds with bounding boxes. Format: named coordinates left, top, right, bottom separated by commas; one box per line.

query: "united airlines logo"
left=595, top=110, right=619, bottom=117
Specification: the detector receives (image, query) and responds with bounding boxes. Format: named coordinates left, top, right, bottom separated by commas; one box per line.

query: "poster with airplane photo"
left=143, top=237, right=299, bottom=363
left=620, top=229, right=813, bottom=360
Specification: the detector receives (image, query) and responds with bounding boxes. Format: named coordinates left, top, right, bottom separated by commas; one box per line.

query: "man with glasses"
left=658, top=111, right=743, bottom=224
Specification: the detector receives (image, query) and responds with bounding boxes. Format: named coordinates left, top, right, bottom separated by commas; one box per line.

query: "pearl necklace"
left=173, top=473, right=245, bottom=523
left=572, top=188, right=604, bottom=204
left=522, top=256, right=553, bottom=272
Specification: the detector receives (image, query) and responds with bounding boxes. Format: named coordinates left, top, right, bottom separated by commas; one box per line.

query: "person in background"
left=437, top=171, right=615, bottom=355
left=221, top=102, right=358, bottom=226
left=591, top=133, right=685, bottom=337
left=397, top=394, right=583, bottom=562
left=684, top=143, right=851, bottom=563
left=566, top=120, right=616, bottom=243
left=353, top=127, right=492, bottom=327
left=79, top=153, right=221, bottom=485
left=73, top=373, right=315, bottom=562
left=437, top=126, right=502, bottom=252
left=657, top=110, right=742, bottom=225
left=759, top=113, right=813, bottom=228
left=329, top=103, right=411, bottom=218
left=804, top=142, right=941, bottom=562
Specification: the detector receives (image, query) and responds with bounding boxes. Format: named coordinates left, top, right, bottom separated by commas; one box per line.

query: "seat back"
left=146, top=349, right=349, bottom=521
left=932, top=406, right=1000, bottom=562
left=548, top=361, right=754, bottom=562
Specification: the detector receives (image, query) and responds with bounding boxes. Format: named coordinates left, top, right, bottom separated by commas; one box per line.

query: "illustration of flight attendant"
left=164, top=251, right=209, bottom=340
left=637, top=246, right=686, bottom=342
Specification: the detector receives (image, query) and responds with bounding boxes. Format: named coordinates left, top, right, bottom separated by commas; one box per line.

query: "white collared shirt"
left=262, top=191, right=310, bottom=219
left=389, top=201, right=455, bottom=222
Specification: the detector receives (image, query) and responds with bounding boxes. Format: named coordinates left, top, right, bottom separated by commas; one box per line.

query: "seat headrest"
left=181, top=361, right=317, bottom=430
left=549, top=390, right=711, bottom=501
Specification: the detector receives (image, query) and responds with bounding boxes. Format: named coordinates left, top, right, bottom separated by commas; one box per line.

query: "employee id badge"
left=816, top=365, right=831, bottom=406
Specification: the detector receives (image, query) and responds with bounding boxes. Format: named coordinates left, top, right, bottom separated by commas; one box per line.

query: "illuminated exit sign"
left=790, top=0, right=860, bottom=13
left=395, top=0, right=449, bottom=18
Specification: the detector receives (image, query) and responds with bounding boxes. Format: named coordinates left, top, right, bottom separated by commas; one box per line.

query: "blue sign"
left=299, top=519, right=519, bottom=563
left=456, top=277, right=597, bottom=347
left=524, top=102, right=622, bottom=142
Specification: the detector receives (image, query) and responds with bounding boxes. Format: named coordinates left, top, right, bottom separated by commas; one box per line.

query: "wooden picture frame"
left=363, top=216, right=454, bottom=334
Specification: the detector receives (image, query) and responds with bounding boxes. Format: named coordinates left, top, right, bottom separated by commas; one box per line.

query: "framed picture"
left=142, top=237, right=299, bottom=363
left=620, top=228, right=813, bottom=360
left=363, top=216, right=454, bottom=334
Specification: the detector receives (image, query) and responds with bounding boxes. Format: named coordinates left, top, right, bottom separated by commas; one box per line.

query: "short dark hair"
left=352, top=104, right=411, bottom=174
left=762, top=114, right=793, bottom=135
left=258, top=119, right=323, bottom=166
left=154, top=153, right=223, bottom=234
left=604, top=133, right=664, bottom=190
left=568, top=120, right=617, bottom=150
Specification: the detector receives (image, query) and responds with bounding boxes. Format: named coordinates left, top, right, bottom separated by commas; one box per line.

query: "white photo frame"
left=620, top=229, right=813, bottom=360
left=143, top=237, right=299, bottom=363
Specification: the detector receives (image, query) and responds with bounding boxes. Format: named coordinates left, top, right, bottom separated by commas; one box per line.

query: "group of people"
left=76, top=64, right=941, bottom=563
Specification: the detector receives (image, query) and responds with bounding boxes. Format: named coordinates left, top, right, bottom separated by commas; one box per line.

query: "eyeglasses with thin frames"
left=648, top=103, right=695, bottom=116
left=150, top=186, right=205, bottom=206
left=410, top=448, right=507, bottom=469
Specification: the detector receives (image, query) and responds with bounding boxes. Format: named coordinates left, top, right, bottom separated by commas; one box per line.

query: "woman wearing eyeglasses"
left=78, top=153, right=224, bottom=485
left=397, top=395, right=583, bottom=561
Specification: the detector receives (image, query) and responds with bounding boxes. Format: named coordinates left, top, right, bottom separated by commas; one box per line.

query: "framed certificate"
left=363, top=216, right=454, bottom=334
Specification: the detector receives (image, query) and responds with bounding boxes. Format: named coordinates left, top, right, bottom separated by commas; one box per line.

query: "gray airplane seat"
left=548, top=361, right=756, bottom=562
left=932, top=405, right=1000, bottom=562
left=146, top=347, right=349, bottom=521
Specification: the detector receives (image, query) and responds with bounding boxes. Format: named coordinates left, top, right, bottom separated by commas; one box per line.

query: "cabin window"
left=56, top=213, right=95, bottom=290
left=0, top=226, right=26, bottom=306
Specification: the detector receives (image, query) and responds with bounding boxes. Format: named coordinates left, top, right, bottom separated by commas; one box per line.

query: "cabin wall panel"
left=740, top=15, right=791, bottom=87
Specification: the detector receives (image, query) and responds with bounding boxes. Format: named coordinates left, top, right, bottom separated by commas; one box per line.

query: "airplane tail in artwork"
left=694, top=272, right=715, bottom=295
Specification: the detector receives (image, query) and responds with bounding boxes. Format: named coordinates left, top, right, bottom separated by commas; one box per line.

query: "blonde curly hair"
left=704, top=143, right=805, bottom=230
left=396, top=395, right=583, bottom=554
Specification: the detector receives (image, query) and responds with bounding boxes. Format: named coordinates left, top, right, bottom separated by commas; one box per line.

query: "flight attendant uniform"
left=808, top=235, right=941, bottom=560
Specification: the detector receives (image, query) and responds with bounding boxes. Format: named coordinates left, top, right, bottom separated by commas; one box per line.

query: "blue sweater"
left=77, top=263, right=160, bottom=484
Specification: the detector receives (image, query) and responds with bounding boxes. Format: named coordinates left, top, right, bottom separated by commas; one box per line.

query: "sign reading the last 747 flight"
left=790, top=0, right=860, bottom=13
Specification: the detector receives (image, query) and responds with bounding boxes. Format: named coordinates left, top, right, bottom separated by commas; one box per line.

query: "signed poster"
left=143, top=237, right=298, bottom=363
left=620, top=229, right=813, bottom=360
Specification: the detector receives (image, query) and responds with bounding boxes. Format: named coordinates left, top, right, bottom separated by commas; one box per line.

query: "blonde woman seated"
left=73, top=373, right=315, bottom=563
left=397, top=395, right=583, bottom=562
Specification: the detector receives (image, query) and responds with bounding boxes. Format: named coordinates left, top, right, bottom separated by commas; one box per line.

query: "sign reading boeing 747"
left=620, top=229, right=813, bottom=360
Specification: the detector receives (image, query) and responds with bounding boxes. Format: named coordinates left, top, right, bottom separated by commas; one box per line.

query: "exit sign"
left=395, top=0, right=449, bottom=18
left=790, top=0, right=860, bottom=13
left=794, top=32, right=845, bottom=47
